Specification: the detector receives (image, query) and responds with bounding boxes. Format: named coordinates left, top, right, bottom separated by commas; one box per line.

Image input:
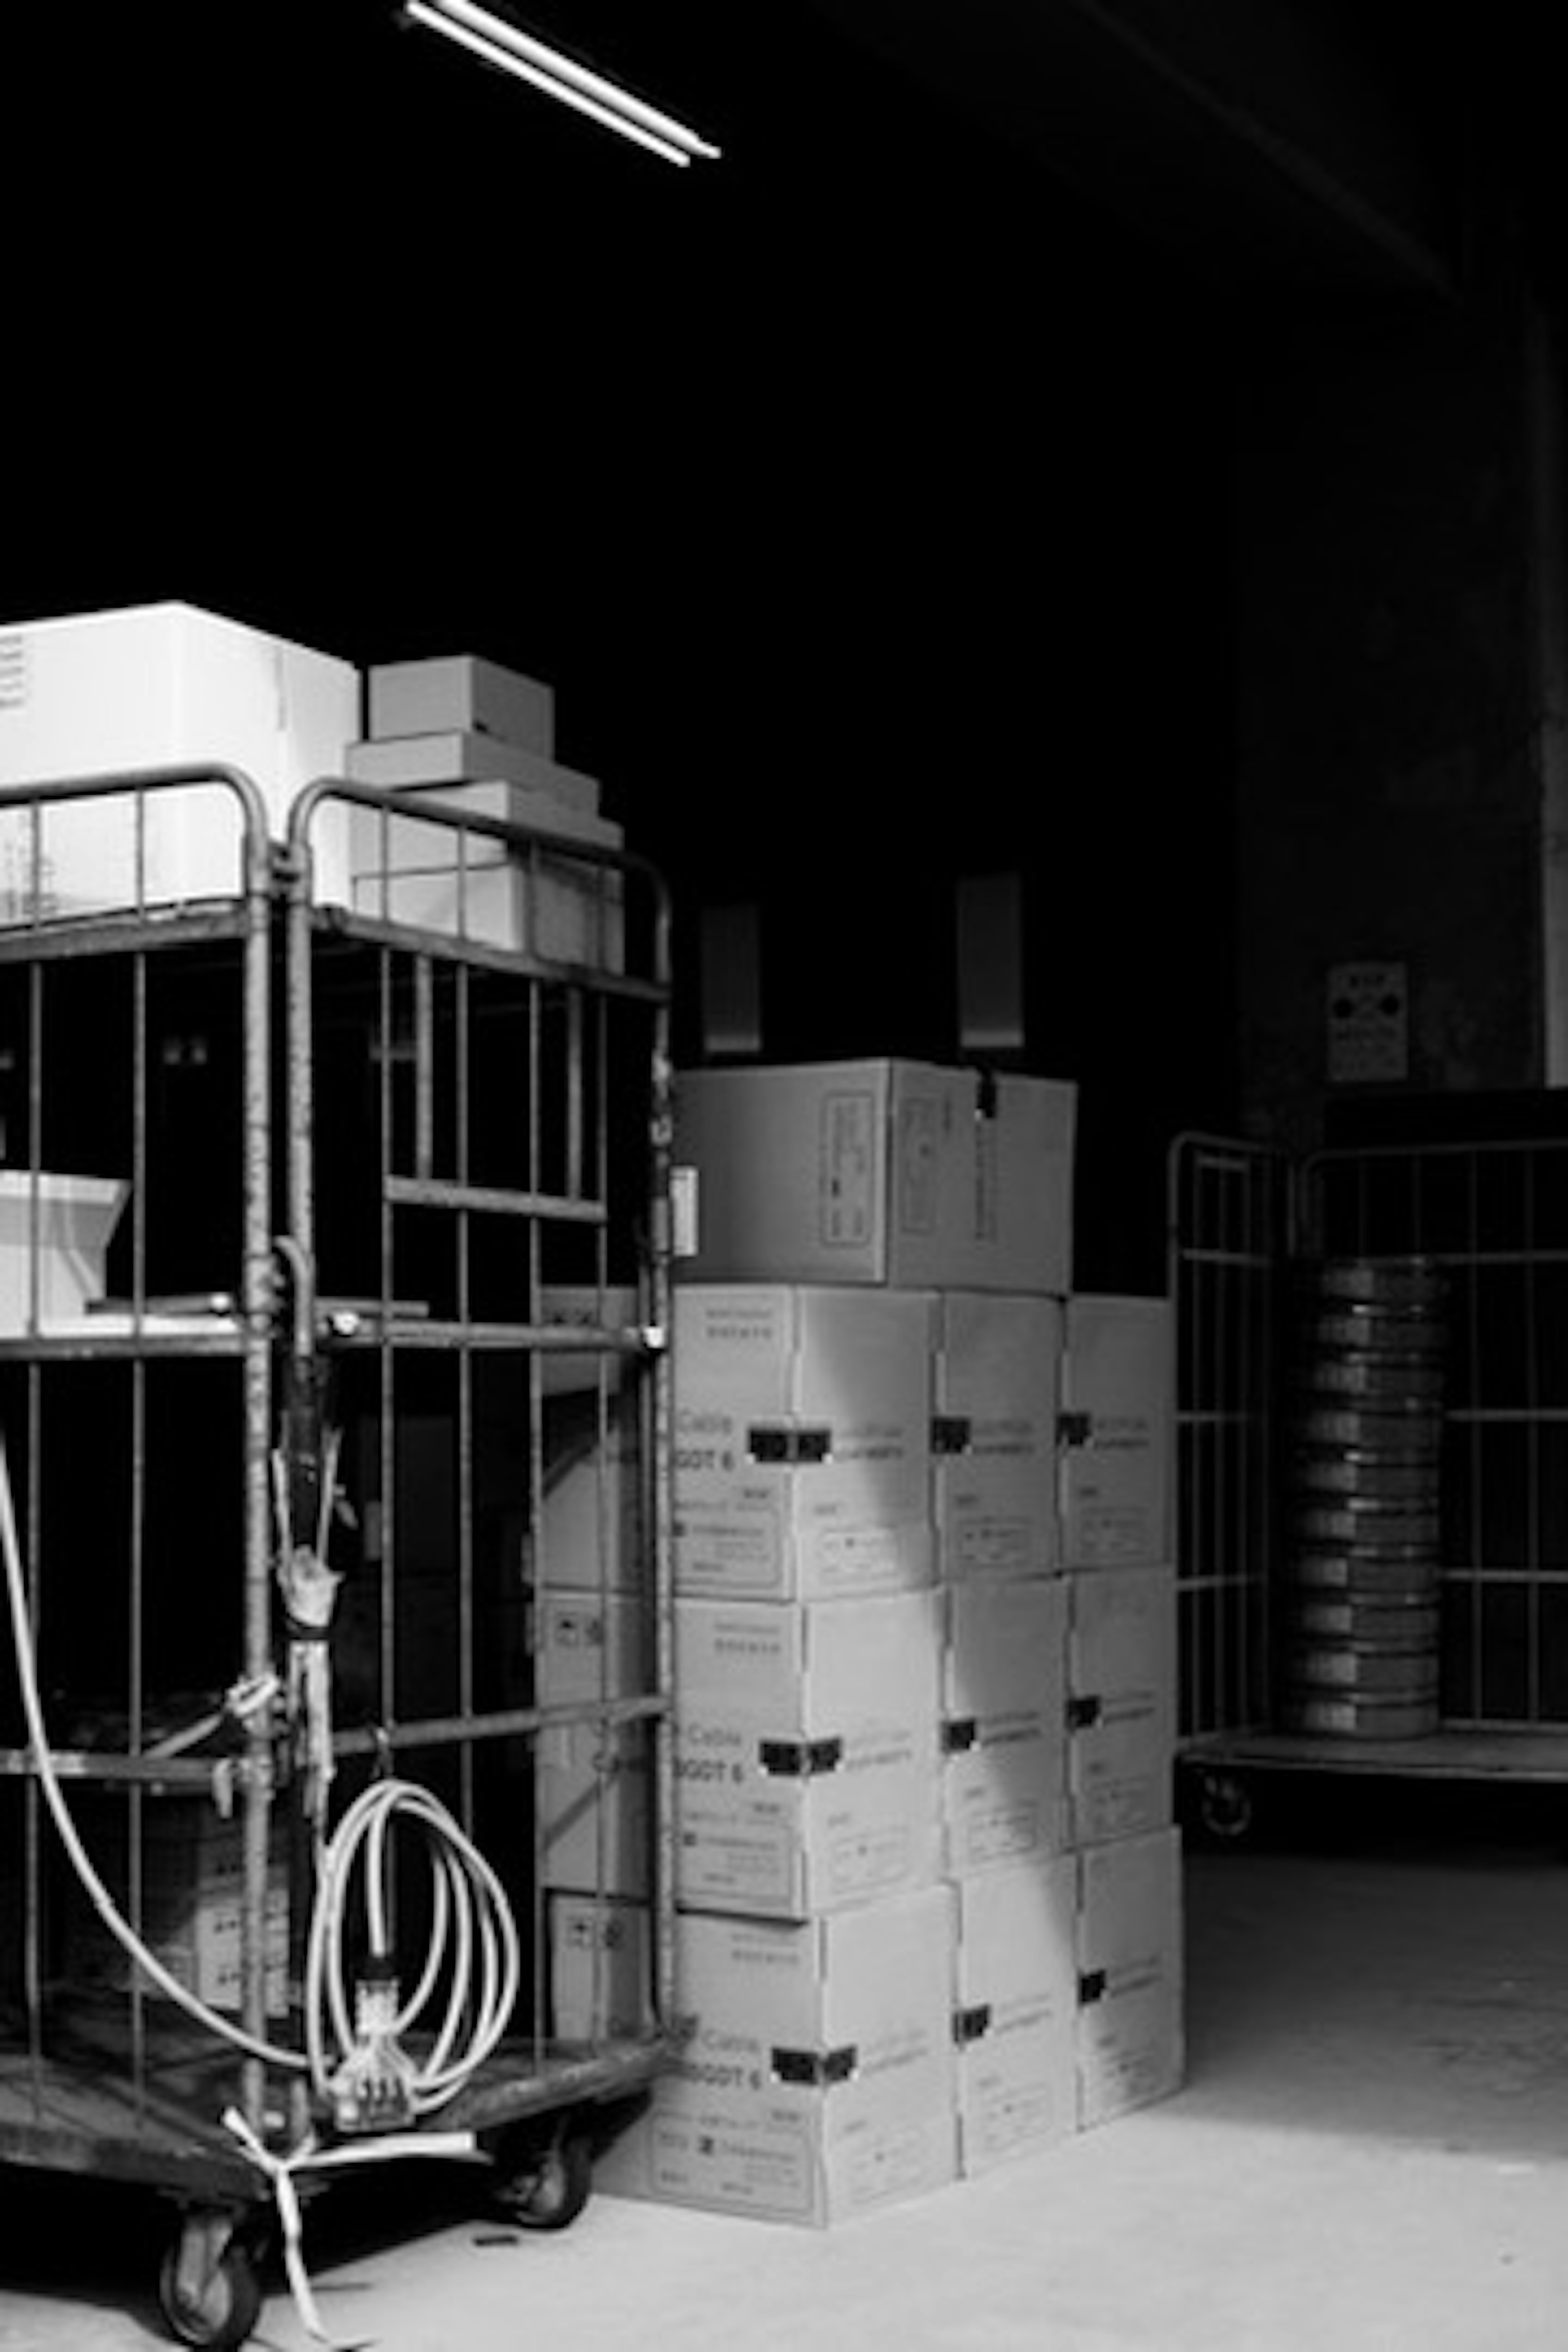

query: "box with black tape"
left=671, top=1590, right=943, bottom=1918
left=590, top=1884, right=958, bottom=2225
left=672, top=1283, right=935, bottom=1602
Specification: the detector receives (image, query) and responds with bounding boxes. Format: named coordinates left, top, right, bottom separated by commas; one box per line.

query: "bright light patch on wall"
left=403, top=0, right=721, bottom=167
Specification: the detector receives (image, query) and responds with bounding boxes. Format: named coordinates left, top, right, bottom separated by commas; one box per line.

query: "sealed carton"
left=933, top=1291, right=1062, bottom=1579
left=345, top=728, right=596, bottom=813
left=954, top=1857, right=1078, bottom=2174
left=672, top=1590, right=943, bottom=1917
left=0, top=1171, right=128, bottom=1333
left=1059, top=1295, right=1173, bottom=1569
left=673, top=1060, right=1075, bottom=1294
left=673, top=1284, right=935, bottom=1601
left=366, top=654, right=556, bottom=755
left=1075, top=1826, right=1185, bottom=2128
left=0, top=601, right=359, bottom=918
left=594, top=1886, right=958, bottom=2225
left=942, top=1576, right=1069, bottom=1875
left=1067, top=1566, right=1177, bottom=1847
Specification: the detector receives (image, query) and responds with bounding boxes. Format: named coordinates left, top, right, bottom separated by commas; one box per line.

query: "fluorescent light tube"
left=404, top=0, right=720, bottom=165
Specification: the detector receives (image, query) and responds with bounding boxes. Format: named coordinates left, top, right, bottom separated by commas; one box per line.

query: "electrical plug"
left=327, top=1958, right=419, bottom=2134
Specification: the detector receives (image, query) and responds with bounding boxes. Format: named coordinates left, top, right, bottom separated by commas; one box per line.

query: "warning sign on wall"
left=1327, top=960, right=1409, bottom=1084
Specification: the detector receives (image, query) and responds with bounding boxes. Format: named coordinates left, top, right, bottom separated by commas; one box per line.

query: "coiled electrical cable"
left=1, top=1433, right=520, bottom=2111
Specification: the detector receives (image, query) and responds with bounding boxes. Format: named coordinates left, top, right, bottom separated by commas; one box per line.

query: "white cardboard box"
left=535, top=1590, right=650, bottom=1705
left=343, top=777, right=621, bottom=873
left=943, top=1577, right=1069, bottom=1875
left=0, top=1172, right=129, bottom=1333
left=366, top=655, right=556, bottom=756
left=345, top=728, right=596, bottom=813
left=672, top=1590, right=943, bottom=1918
left=347, top=855, right=624, bottom=968
left=954, top=1856, right=1078, bottom=2175
left=673, top=1060, right=1076, bottom=1294
left=934, top=1291, right=1063, bottom=1579
left=673, top=1284, right=935, bottom=1601
left=594, top=1887, right=958, bottom=2226
left=0, top=601, right=360, bottom=919
left=1075, top=1826, right=1185, bottom=2129
left=527, top=1392, right=646, bottom=1592
left=548, top=1889, right=657, bottom=2044
left=1059, top=1295, right=1173, bottom=1570
left=537, top=1714, right=653, bottom=1898
left=1067, top=1566, right=1178, bottom=1848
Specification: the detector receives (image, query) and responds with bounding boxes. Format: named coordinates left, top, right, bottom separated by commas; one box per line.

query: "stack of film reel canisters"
left=1281, top=1255, right=1448, bottom=1737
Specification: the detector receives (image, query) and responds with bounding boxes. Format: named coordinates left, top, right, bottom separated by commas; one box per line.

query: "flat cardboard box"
left=345, top=729, right=597, bottom=813
left=1059, top=1295, right=1173, bottom=1570
left=672, top=1591, right=943, bottom=1917
left=954, top=1857, right=1078, bottom=2175
left=594, top=1887, right=958, bottom=2226
left=343, top=777, right=621, bottom=875
left=1067, top=1566, right=1177, bottom=1847
left=933, top=1291, right=1063, bottom=1579
left=673, top=1060, right=1076, bottom=1294
left=1075, top=1826, right=1185, bottom=2129
left=673, top=1284, right=935, bottom=1601
left=0, top=1171, right=129, bottom=1333
left=0, top=601, right=360, bottom=919
left=943, top=1576, right=1069, bottom=1875
left=366, top=655, right=557, bottom=757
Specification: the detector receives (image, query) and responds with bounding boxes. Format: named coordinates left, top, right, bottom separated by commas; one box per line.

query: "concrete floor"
left=5, top=1782, right=1568, bottom=2351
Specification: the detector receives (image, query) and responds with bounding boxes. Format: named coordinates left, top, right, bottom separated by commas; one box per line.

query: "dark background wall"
left=8, top=4, right=1565, bottom=1295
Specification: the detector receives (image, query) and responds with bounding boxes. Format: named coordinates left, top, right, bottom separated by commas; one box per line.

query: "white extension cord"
left=0, top=1433, right=521, bottom=2115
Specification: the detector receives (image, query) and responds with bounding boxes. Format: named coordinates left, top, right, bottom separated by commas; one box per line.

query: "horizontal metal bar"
left=1174, top=1245, right=1277, bottom=1270
left=0, top=1748, right=222, bottom=1786
left=0, top=906, right=253, bottom=964
left=385, top=1175, right=608, bottom=1226
left=333, top=1692, right=668, bottom=1757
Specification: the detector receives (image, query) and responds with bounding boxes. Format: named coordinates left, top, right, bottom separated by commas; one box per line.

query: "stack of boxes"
left=547, top=1056, right=1183, bottom=2225
left=341, top=653, right=625, bottom=964
left=0, top=602, right=620, bottom=969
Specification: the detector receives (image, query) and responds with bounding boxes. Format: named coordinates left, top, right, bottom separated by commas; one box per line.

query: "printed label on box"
left=819, top=1091, right=876, bottom=1248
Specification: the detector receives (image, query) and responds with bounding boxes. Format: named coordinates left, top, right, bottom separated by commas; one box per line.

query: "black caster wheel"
left=492, top=2118, right=595, bottom=2232
left=1198, top=1768, right=1255, bottom=1842
left=157, top=2210, right=265, bottom=2350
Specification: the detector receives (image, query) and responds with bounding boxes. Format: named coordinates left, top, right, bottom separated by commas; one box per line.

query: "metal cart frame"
left=1168, top=1126, right=1568, bottom=1838
left=0, top=766, right=675, bottom=2345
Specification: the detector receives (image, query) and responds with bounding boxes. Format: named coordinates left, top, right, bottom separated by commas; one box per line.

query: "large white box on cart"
left=672, top=1283, right=935, bottom=1601
left=0, top=600, right=360, bottom=920
left=1059, top=1294, right=1173, bottom=1570
left=673, top=1060, right=1076, bottom=1294
left=593, top=1885, right=959, bottom=2226
left=933, top=1290, right=1064, bottom=1581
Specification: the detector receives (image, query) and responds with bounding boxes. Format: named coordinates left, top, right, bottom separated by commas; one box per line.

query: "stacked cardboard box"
left=340, top=653, right=624, bottom=965
left=548, top=1058, right=1183, bottom=2225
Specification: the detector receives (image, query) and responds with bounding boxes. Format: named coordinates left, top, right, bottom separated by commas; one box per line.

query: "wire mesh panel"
left=1303, top=1138, right=1568, bottom=1728
left=1167, top=1133, right=1290, bottom=1741
left=286, top=779, right=675, bottom=2116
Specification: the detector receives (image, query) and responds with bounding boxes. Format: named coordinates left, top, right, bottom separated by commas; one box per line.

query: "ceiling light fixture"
left=402, top=0, right=721, bottom=167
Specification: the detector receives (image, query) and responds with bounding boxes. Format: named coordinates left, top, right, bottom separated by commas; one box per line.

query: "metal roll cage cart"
left=1169, top=1128, right=1568, bottom=1842
left=0, top=765, right=675, bottom=2347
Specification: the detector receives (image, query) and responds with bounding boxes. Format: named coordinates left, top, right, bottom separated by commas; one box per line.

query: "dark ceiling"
left=3, top=4, right=1563, bottom=1123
